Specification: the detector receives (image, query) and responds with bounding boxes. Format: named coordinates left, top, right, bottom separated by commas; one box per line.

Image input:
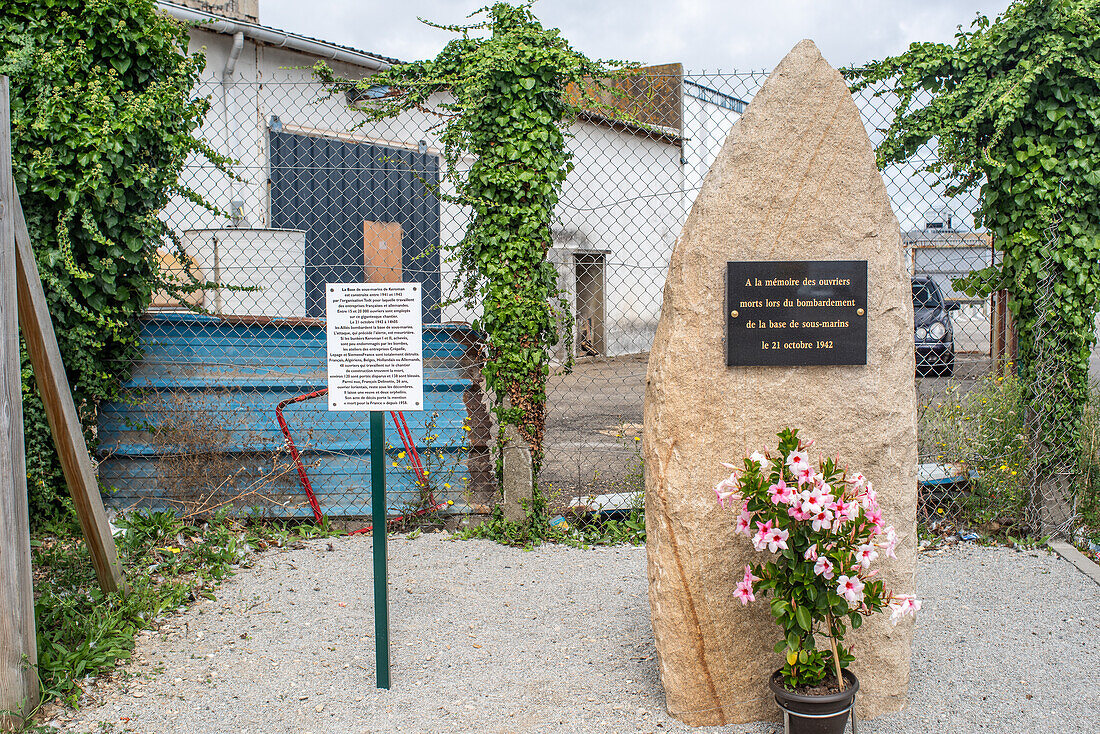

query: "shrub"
left=0, top=0, right=223, bottom=520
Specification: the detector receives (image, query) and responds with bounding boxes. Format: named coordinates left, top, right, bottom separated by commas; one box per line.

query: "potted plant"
left=715, top=428, right=919, bottom=734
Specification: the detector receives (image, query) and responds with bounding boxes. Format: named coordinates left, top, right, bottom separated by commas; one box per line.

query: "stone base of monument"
left=769, top=671, right=859, bottom=734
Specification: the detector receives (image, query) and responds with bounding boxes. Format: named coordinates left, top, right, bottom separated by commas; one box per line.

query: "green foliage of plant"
left=847, top=0, right=1100, bottom=503
left=30, top=512, right=338, bottom=707
left=387, top=410, right=465, bottom=527
left=457, top=504, right=645, bottom=549
left=0, top=0, right=226, bottom=520
left=921, top=371, right=1031, bottom=528
left=315, top=2, right=630, bottom=527
left=922, top=371, right=1100, bottom=538
left=1068, top=384, right=1100, bottom=536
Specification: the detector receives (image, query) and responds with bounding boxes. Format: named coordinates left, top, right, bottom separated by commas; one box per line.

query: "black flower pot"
left=768, top=669, right=859, bottom=734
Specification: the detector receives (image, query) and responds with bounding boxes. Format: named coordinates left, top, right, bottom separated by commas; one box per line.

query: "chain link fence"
left=94, top=65, right=1092, bottom=538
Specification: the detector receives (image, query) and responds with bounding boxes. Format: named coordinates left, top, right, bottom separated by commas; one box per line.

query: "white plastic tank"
left=180, top=228, right=307, bottom=318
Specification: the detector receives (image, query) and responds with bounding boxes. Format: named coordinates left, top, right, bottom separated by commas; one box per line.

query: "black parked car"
left=912, top=277, right=959, bottom=377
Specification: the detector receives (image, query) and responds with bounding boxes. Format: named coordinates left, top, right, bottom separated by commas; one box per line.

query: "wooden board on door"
left=363, top=221, right=402, bottom=283
left=150, top=248, right=205, bottom=309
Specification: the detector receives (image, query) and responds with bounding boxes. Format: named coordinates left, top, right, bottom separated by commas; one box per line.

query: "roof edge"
left=156, top=1, right=398, bottom=71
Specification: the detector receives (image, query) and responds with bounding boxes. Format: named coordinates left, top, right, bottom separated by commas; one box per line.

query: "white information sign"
left=326, top=283, right=423, bottom=411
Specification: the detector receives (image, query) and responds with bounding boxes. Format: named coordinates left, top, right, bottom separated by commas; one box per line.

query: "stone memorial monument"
left=644, top=40, right=918, bottom=726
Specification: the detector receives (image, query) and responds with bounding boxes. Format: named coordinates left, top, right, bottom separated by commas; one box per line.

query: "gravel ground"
left=51, top=535, right=1099, bottom=734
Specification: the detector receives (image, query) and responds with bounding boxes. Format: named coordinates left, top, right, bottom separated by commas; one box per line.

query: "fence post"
left=13, top=188, right=125, bottom=594
left=0, top=75, right=39, bottom=728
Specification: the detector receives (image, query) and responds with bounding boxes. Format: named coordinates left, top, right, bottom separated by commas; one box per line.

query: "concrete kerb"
left=1049, top=539, right=1100, bottom=586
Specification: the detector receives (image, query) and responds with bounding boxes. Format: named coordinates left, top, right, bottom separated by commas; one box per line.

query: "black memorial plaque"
left=726, top=260, right=867, bottom=366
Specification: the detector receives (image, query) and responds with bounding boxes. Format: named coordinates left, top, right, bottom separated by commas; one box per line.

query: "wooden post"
left=0, top=75, right=39, bottom=728
left=12, top=180, right=125, bottom=594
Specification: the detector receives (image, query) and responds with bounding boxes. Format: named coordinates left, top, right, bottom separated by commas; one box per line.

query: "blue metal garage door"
left=269, top=130, right=441, bottom=321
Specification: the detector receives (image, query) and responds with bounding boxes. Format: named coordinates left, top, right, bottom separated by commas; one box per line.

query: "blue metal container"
left=97, top=314, right=490, bottom=518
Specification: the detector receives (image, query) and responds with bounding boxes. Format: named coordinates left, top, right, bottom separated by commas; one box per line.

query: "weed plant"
left=457, top=506, right=645, bottom=549
left=921, top=370, right=1029, bottom=529
left=387, top=410, right=467, bottom=531
left=29, top=512, right=337, bottom=710
left=1073, top=385, right=1100, bottom=559
left=458, top=421, right=646, bottom=548
left=922, top=369, right=1100, bottom=540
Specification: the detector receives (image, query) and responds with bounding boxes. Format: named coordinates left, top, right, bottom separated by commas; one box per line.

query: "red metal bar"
left=276, top=390, right=444, bottom=532
left=276, top=388, right=328, bottom=523
left=390, top=410, right=428, bottom=487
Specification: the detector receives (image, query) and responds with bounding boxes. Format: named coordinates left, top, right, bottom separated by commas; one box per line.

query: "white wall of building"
left=552, top=121, right=684, bottom=356
left=170, top=28, right=703, bottom=357
left=682, top=89, right=743, bottom=212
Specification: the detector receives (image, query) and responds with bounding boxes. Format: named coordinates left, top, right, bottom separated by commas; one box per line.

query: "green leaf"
left=795, top=605, right=812, bottom=632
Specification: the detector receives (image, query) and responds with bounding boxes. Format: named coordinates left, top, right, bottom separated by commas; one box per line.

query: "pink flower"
left=878, top=526, right=898, bottom=559
left=830, top=498, right=857, bottom=523
left=752, top=522, right=772, bottom=552
left=847, top=472, right=866, bottom=490
left=762, top=527, right=789, bottom=553
left=810, top=508, right=834, bottom=532
left=860, top=483, right=878, bottom=511
left=733, top=579, right=755, bottom=605
left=837, top=575, right=865, bottom=605
left=803, top=543, right=819, bottom=561
left=749, top=451, right=769, bottom=472
left=855, top=543, right=878, bottom=569
left=801, top=488, right=829, bottom=514
left=734, top=509, right=753, bottom=536
left=787, top=500, right=809, bottom=521
left=786, top=450, right=810, bottom=475
left=768, top=478, right=795, bottom=505
left=734, top=565, right=759, bottom=605
left=814, top=556, right=835, bottom=580
left=715, top=474, right=741, bottom=508
left=888, top=595, right=921, bottom=625
left=865, top=506, right=885, bottom=533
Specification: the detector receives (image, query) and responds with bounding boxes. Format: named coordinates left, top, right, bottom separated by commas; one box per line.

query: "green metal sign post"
left=327, top=282, right=422, bottom=692
left=370, top=409, right=390, bottom=689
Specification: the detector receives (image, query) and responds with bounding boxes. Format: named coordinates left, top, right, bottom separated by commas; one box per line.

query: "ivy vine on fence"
left=847, top=0, right=1100, bottom=521
left=317, top=2, right=631, bottom=525
left=0, top=0, right=226, bottom=519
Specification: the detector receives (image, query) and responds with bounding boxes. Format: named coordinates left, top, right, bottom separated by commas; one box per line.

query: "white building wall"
left=682, top=93, right=742, bottom=214
left=553, top=122, right=684, bottom=357
left=170, top=30, right=727, bottom=354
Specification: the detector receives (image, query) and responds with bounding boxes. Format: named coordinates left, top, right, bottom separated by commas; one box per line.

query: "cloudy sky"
left=260, top=0, right=1013, bottom=72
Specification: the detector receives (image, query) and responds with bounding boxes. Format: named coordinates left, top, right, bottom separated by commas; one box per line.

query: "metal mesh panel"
left=95, top=64, right=1089, bottom=536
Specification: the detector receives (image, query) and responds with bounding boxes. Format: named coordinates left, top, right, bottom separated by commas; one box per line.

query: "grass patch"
left=457, top=505, right=645, bottom=549
left=27, top=511, right=338, bottom=713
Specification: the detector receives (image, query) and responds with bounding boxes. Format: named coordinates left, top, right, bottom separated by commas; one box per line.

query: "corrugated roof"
left=159, top=1, right=402, bottom=67
left=903, top=228, right=991, bottom=247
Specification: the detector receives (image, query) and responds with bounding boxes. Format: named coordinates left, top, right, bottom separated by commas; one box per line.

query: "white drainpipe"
left=155, top=1, right=393, bottom=71
left=222, top=31, right=244, bottom=224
